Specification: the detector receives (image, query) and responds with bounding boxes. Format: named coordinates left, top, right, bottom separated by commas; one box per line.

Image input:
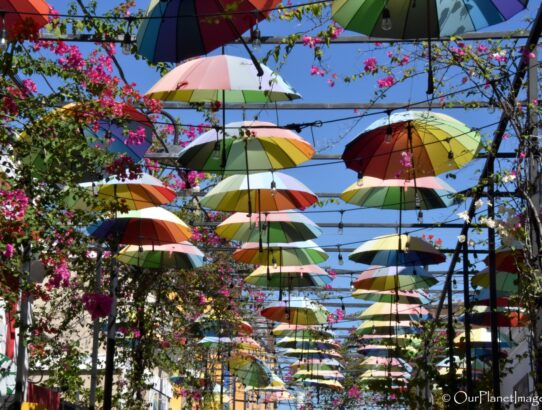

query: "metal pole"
left=463, top=239, right=474, bottom=405
left=103, top=242, right=119, bottom=410
left=89, top=249, right=103, bottom=410
left=447, top=275, right=456, bottom=401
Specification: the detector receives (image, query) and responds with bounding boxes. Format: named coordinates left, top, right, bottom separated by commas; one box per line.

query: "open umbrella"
left=353, top=265, right=437, bottom=291
left=359, top=370, right=409, bottom=382
left=197, top=336, right=262, bottom=351
left=484, top=244, right=525, bottom=273
left=245, top=373, right=286, bottom=391
left=341, top=176, right=456, bottom=209
left=68, top=173, right=176, bottom=211
left=193, top=316, right=253, bottom=337
left=284, top=349, right=342, bottom=359
left=290, top=359, right=343, bottom=371
left=472, top=288, right=515, bottom=307
left=178, top=121, right=314, bottom=174
left=302, top=379, right=344, bottom=391
left=460, top=306, right=528, bottom=328
left=454, top=328, right=511, bottom=349
left=261, top=297, right=330, bottom=325
left=355, top=320, right=421, bottom=336
left=472, top=269, right=519, bottom=292
left=353, top=289, right=430, bottom=305
left=216, top=211, right=321, bottom=243
left=271, top=324, right=334, bottom=339
left=358, top=344, right=414, bottom=358
left=228, top=353, right=273, bottom=388
left=262, top=390, right=295, bottom=403
left=1, top=0, right=49, bottom=40
left=234, top=240, right=328, bottom=266
left=342, top=111, right=481, bottom=180
left=358, top=333, right=420, bottom=347
left=358, top=303, right=431, bottom=321
left=276, top=337, right=340, bottom=350
left=136, top=0, right=281, bottom=64
left=117, top=242, right=204, bottom=270
left=246, top=264, right=331, bottom=289
left=293, top=370, right=345, bottom=380
left=349, top=234, right=445, bottom=266
left=359, top=357, right=408, bottom=372
left=200, top=172, right=318, bottom=213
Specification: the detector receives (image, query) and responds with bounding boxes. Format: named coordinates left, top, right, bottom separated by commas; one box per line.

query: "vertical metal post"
left=89, top=248, right=103, bottom=410
left=103, top=243, right=119, bottom=410
left=463, top=239, right=473, bottom=404
left=447, top=274, right=456, bottom=399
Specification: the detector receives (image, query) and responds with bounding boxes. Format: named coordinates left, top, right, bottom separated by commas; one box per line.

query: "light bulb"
left=270, top=180, right=277, bottom=197
left=272, top=256, right=278, bottom=270
left=381, top=8, right=392, bottom=31
left=252, top=27, right=262, bottom=50
left=211, top=141, right=221, bottom=160
left=384, top=124, right=393, bottom=143
left=417, top=209, right=423, bottom=224
left=448, top=150, right=454, bottom=166
left=337, top=221, right=344, bottom=235
left=121, top=32, right=131, bottom=55
left=0, top=28, right=6, bottom=47
left=338, top=253, right=344, bottom=266
left=356, top=171, right=364, bottom=187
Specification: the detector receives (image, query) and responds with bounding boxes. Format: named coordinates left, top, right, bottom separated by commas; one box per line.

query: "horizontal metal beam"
left=197, top=221, right=467, bottom=229
left=204, top=246, right=489, bottom=254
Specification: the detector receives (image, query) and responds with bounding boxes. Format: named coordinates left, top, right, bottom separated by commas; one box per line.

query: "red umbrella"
left=1, top=0, right=49, bottom=40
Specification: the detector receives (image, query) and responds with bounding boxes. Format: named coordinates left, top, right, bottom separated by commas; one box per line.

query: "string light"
left=447, top=150, right=455, bottom=166
left=338, top=245, right=344, bottom=266
left=356, top=171, right=364, bottom=187
left=0, top=12, right=6, bottom=49
left=350, top=274, right=354, bottom=291
left=272, top=255, right=278, bottom=270
left=121, top=17, right=133, bottom=55
left=381, top=7, right=392, bottom=31
left=270, top=173, right=277, bottom=197
left=251, top=24, right=262, bottom=50
left=384, top=110, right=393, bottom=144
left=337, top=210, right=344, bottom=235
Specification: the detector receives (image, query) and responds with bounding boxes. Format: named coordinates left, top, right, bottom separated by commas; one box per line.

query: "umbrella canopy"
left=341, top=176, right=456, bottom=209
left=353, top=265, right=437, bottom=291
left=359, top=370, right=409, bottom=382
left=358, top=303, right=431, bottom=321
left=271, top=324, right=334, bottom=339
left=197, top=336, right=262, bottom=351
left=233, top=241, right=328, bottom=266
left=472, top=288, right=514, bottom=307
left=245, top=373, right=286, bottom=391
left=262, top=390, right=295, bottom=403
left=485, top=245, right=525, bottom=272
left=301, top=379, right=344, bottom=391
left=1, top=0, right=49, bottom=40
left=359, top=357, right=407, bottom=372
left=290, top=359, right=343, bottom=371
left=117, top=242, right=204, bottom=270
left=349, top=234, right=445, bottom=266
left=261, top=297, right=330, bottom=325
left=87, top=207, right=192, bottom=245
left=357, top=333, right=419, bottom=347
left=146, top=55, right=301, bottom=103
left=355, top=320, right=421, bottom=336
left=293, top=370, right=344, bottom=380
left=178, top=121, right=314, bottom=174
left=358, top=344, right=415, bottom=357
left=192, top=316, right=253, bottom=337
left=461, top=306, right=528, bottom=328
left=69, top=174, right=176, bottom=211
left=332, top=0, right=528, bottom=39
left=342, top=111, right=481, bottom=180
left=353, top=289, right=431, bottom=305
left=228, top=353, right=273, bottom=388
left=200, top=172, right=318, bottom=213
left=283, top=349, right=343, bottom=359
left=454, top=328, right=511, bottom=348
left=472, top=269, right=519, bottom=292
left=216, top=211, right=321, bottom=243
left=136, top=0, right=281, bottom=64
left=246, top=264, right=332, bottom=289
left=276, top=337, right=340, bottom=350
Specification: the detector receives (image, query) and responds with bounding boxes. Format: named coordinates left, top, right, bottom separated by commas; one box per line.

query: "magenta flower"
left=363, top=57, right=378, bottom=73
left=377, top=76, right=395, bottom=88
left=82, top=293, right=113, bottom=320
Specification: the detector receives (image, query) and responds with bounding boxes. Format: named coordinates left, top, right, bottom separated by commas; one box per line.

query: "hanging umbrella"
left=358, top=303, right=431, bottom=321
left=261, top=297, right=330, bottom=325
left=136, top=0, right=281, bottom=64
left=342, top=111, right=481, bottom=180
left=359, top=370, right=409, bottom=382
left=359, top=357, right=408, bottom=372
left=117, top=242, right=204, bottom=270
left=349, top=234, right=445, bottom=266
left=68, top=173, right=176, bottom=211
left=353, top=265, right=437, bottom=291
left=341, top=176, right=457, bottom=209
left=460, top=306, right=528, bottom=328
left=178, top=121, right=314, bottom=174
left=358, top=333, right=420, bottom=347
left=246, top=264, right=332, bottom=289
left=192, top=315, right=253, bottom=337
left=262, top=390, right=295, bottom=403
left=355, top=320, right=421, bottom=336
left=454, top=328, right=511, bottom=349
left=228, top=353, right=273, bottom=388
left=200, top=172, right=318, bottom=213
left=271, top=324, right=334, bottom=339
left=197, top=336, right=262, bottom=351
left=233, top=240, right=328, bottom=266
left=245, top=373, right=286, bottom=391
left=276, top=337, right=340, bottom=350
left=293, top=370, right=345, bottom=380
left=87, top=207, right=192, bottom=245
left=216, top=211, right=321, bottom=243
left=1, top=0, right=49, bottom=40
left=301, top=379, right=344, bottom=391
left=290, top=358, right=343, bottom=371
left=485, top=245, right=525, bottom=273
left=284, top=349, right=342, bottom=359
left=436, top=356, right=485, bottom=376
left=353, top=289, right=431, bottom=305
left=472, top=288, right=514, bottom=307
left=472, top=269, right=519, bottom=292
left=358, top=344, right=414, bottom=357
left=146, top=55, right=301, bottom=103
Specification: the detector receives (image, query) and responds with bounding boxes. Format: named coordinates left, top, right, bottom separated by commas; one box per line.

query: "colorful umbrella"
left=358, top=344, right=415, bottom=358
left=358, top=303, right=431, bottom=321
left=146, top=55, right=301, bottom=103
left=1, top=0, right=49, bottom=40
left=454, top=328, right=511, bottom=349
left=342, top=111, right=481, bottom=180
left=349, top=234, right=445, bottom=266
left=359, top=357, right=408, bottom=372
left=200, top=172, right=318, bottom=213
left=233, top=240, right=328, bottom=266
left=484, top=245, right=525, bottom=273
left=332, top=0, right=528, bottom=39
left=178, top=121, right=314, bottom=174
left=290, top=359, right=343, bottom=371
left=245, top=373, right=286, bottom=391
left=136, top=0, right=281, bottom=63
left=261, top=297, right=330, bottom=325
left=68, top=173, right=176, bottom=211
left=472, top=269, right=519, bottom=292
left=228, top=353, right=273, bottom=388
left=357, top=333, right=420, bottom=347
left=355, top=320, right=421, bottom=336
left=87, top=207, right=192, bottom=245
left=359, top=370, right=409, bottom=382
left=246, top=264, right=332, bottom=288
left=293, top=370, right=345, bottom=380
left=192, top=316, right=253, bottom=337
left=284, top=349, right=342, bottom=359
left=301, top=379, right=344, bottom=391
left=262, top=390, right=295, bottom=403
left=472, top=288, right=514, bottom=307
left=197, top=336, right=262, bottom=351
left=341, top=176, right=457, bottom=209
left=276, top=337, right=340, bottom=350
left=353, top=289, right=431, bottom=305
left=117, top=242, right=204, bottom=270
left=216, top=211, right=322, bottom=243
left=353, top=265, right=437, bottom=291
left=271, top=324, right=335, bottom=339
left=461, top=306, right=528, bottom=328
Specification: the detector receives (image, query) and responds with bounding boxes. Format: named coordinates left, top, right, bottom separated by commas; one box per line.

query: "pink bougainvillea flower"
left=82, top=293, right=114, bottom=320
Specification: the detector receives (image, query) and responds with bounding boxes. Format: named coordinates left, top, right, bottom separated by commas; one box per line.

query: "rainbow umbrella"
left=454, top=328, right=511, bottom=349
left=353, top=289, right=431, bottom=305
left=68, top=173, right=176, bottom=211
left=342, top=111, right=481, bottom=180
left=200, top=172, right=318, bottom=213
left=355, top=320, right=421, bottom=336
left=284, top=349, right=342, bottom=359
left=1, top=0, right=49, bottom=40
left=117, top=242, right=204, bottom=270
left=341, top=176, right=457, bottom=209
left=233, top=241, right=328, bottom=266
left=460, top=306, right=528, bottom=328
left=349, top=234, right=445, bottom=266
left=228, top=353, right=273, bottom=388
left=246, top=264, right=332, bottom=289
left=262, top=390, right=295, bottom=403
left=276, top=337, right=340, bottom=350
left=197, top=336, right=262, bottom=351
left=178, top=121, right=314, bottom=174
left=271, top=324, right=334, bottom=339
left=358, top=303, right=431, bottom=321
left=261, top=297, right=330, bottom=325
left=353, top=265, right=437, bottom=291
left=245, top=373, right=286, bottom=391
left=357, top=333, right=420, bottom=347
left=193, top=316, right=253, bottom=337
left=293, top=370, right=344, bottom=380
left=136, top=0, right=281, bottom=64
left=484, top=244, right=525, bottom=273
left=216, top=211, right=322, bottom=243
left=87, top=207, right=192, bottom=245
left=472, top=269, right=519, bottom=293
left=146, top=55, right=300, bottom=103
left=359, top=357, right=408, bottom=372
left=436, top=356, right=485, bottom=377
left=472, top=288, right=514, bottom=307
left=359, top=370, right=409, bottom=383
left=358, top=344, right=416, bottom=358
left=301, top=379, right=344, bottom=391
left=290, top=359, right=343, bottom=371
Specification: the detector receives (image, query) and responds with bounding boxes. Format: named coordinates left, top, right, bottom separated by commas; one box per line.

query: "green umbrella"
left=233, top=241, right=328, bottom=266
left=358, top=303, right=431, bottom=321
left=117, top=242, right=204, bottom=270
left=261, top=296, right=330, bottom=325
left=355, top=320, right=421, bottom=336
left=245, top=265, right=331, bottom=289
left=290, top=359, right=343, bottom=371
left=276, top=337, right=340, bottom=350
left=472, top=269, right=519, bottom=293
left=271, top=324, right=335, bottom=339
left=228, top=353, right=273, bottom=388
left=353, top=289, right=431, bottom=305
left=353, top=265, right=437, bottom=291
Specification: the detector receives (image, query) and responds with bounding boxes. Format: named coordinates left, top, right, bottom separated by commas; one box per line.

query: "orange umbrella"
left=1, top=0, right=49, bottom=40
